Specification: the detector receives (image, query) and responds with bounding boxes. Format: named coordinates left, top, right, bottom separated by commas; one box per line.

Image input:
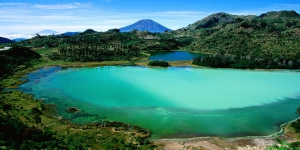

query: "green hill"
left=175, top=10, right=300, bottom=69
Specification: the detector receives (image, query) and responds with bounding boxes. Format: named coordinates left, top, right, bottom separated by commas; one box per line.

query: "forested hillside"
left=173, top=10, right=300, bottom=69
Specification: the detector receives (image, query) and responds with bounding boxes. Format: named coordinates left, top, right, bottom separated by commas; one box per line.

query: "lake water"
left=148, top=51, right=201, bottom=61
left=20, top=66, right=300, bottom=139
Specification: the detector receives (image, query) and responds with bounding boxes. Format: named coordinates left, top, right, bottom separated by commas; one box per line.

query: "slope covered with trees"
left=173, top=10, right=300, bottom=69
left=0, top=46, right=41, bottom=79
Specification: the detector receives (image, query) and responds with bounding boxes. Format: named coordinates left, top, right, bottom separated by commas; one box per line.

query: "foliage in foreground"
left=0, top=90, right=156, bottom=149
left=265, top=107, right=300, bottom=150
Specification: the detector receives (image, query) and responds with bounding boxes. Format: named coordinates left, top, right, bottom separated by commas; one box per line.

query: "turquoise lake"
left=20, top=66, right=300, bottom=139
left=148, top=51, right=201, bottom=61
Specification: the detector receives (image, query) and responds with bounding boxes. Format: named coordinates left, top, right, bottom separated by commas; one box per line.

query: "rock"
left=66, top=107, right=80, bottom=113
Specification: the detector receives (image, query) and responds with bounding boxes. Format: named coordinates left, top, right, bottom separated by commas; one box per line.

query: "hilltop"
left=183, top=12, right=256, bottom=30
left=119, top=19, right=172, bottom=33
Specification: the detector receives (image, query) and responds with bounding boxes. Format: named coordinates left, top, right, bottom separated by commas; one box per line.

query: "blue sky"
left=1, top=0, right=300, bottom=38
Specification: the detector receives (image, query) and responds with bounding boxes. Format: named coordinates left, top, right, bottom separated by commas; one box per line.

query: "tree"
left=28, top=107, right=42, bottom=127
left=297, top=107, right=300, bottom=116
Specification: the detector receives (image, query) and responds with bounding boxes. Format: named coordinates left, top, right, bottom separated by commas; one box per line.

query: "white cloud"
left=0, top=3, right=26, bottom=6
left=33, top=2, right=92, bottom=10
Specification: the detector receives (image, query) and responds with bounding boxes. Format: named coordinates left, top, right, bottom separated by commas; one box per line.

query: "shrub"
left=148, top=61, right=169, bottom=67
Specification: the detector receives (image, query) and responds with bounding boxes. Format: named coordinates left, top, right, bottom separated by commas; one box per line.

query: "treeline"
left=193, top=54, right=300, bottom=69
left=0, top=46, right=41, bottom=78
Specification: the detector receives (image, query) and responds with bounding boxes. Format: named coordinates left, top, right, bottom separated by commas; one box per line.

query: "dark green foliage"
left=148, top=60, right=170, bottom=67
left=107, top=28, right=120, bottom=33
left=291, top=107, right=300, bottom=132
left=291, top=119, right=300, bottom=132
left=0, top=114, right=61, bottom=149
left=0, top=46, right=41, bottom=78
left=297, top=107, right=300, bottom=115
left=193, top=54, right=233, bottom=68
left=80, top=29, right=97, bottom=35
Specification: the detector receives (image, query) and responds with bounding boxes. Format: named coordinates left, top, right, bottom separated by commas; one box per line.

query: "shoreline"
left=3, top=59, right=300, bottom=149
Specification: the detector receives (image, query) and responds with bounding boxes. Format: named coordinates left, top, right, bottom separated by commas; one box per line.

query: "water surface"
left=20, top=66, right=300, bottom=138
left=148, top=51, right=201, bottom=61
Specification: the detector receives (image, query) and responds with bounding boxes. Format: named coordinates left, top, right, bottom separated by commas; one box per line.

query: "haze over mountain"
left=119, top=19, right=172, bottom=33
left=13, top=38, right=27, bottom=42
left=36, top=30, right=59, bottom=35
left=62, top=32, right=81, bottom=36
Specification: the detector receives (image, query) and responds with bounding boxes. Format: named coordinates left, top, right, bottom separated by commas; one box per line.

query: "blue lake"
left=148, top=51, right=201, bottom=61
left=20, top=66, right=300, bottom=139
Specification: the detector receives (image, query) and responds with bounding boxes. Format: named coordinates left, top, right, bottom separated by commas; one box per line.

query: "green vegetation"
left=148, top=60, right=170, bottom=67
left=174, top=10, right=300, bottom=69
left=0, top=46, right=41, bottom=79
left=12, top=29, right=186, bottom=63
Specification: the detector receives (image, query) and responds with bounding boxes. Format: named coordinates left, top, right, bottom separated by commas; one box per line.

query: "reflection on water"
left=148, top=51, right=202, bottom=61
left=19, top=66, right=300, bottom=139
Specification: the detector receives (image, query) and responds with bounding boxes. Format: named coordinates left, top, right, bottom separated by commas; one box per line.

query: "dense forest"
left=0, top=46, right=41, bottom=79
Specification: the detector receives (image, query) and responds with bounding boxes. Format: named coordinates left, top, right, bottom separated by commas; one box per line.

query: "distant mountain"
left=119, top=19, right=172, bottom=33
left=13, top=38, right=27, bottom=42
left=0, top=37, right=14, bottom=44
left=62, top=32, right=81, bottom=36
left=36, top=30, right=59, bottom=35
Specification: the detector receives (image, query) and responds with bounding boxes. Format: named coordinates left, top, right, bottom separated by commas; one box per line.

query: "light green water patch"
left=20, top=66, right=300, bottom=139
